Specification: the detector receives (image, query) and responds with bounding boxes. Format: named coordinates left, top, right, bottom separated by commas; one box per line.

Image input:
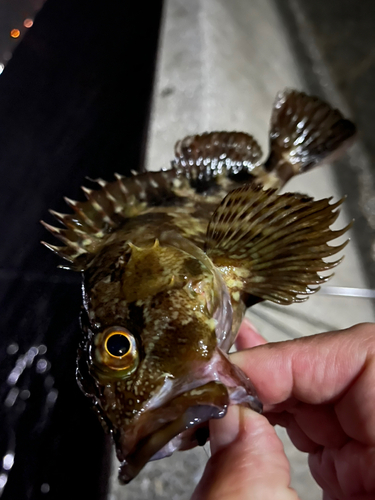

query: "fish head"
left=77, top=234, right=261, bottom=483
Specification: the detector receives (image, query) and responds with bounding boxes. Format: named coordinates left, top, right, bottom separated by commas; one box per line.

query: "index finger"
left=232, top=323, right=375, bottom=444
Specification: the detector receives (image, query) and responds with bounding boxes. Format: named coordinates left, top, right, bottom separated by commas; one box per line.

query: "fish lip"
left=116, top=350, right=263, bottom=483
left=117, top=382, right=229, bottom=484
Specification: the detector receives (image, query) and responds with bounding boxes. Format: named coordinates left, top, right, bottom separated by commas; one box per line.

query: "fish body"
left=42, top=90, right=356, bottom=482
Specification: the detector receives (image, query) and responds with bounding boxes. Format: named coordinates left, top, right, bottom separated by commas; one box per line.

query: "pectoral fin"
left=206, top=184, right=351, bottom=305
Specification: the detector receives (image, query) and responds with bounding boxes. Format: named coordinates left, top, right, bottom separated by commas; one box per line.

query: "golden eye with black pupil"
left=94, top=326, right=139, bottom=378
left=105, top=332, right=131, bottom=358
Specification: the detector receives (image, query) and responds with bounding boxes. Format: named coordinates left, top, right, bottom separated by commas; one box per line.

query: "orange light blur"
left=10, top=29, right=20, bottom=39
left=24, top=19, right=33, bottom=28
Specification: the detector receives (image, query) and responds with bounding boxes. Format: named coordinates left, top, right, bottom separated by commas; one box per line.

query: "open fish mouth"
left=119, top=403, right=224, bottom=482
left=118, top=381, right=228, bottom=483
left=117, top=353, right=263, bottom=483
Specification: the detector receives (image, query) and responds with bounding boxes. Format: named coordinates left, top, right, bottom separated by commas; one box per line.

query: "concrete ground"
left=109, top=1, right=375, bottom=498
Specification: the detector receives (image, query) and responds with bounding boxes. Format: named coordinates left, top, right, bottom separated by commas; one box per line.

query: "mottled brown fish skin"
left=42, top=89, right=357, bottom=483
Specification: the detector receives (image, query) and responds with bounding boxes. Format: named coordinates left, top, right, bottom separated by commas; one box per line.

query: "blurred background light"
left=0, top=1, right=47, bottom=73
left=24, top=19, right=34, bottom=28
left=10, top=29, right=20, bottom=39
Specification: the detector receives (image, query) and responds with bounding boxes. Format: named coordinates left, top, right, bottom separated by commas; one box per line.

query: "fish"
left=41, top=89, right=356, bottom=483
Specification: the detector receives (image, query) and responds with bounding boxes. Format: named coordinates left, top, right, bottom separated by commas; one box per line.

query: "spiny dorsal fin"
left=206, top=184, right=351, bottom=305
left=264, top=89, right=356, bottom=185
left=172, top=131, right=263, bottom=190
left=41, top=169, right=182, bottom=270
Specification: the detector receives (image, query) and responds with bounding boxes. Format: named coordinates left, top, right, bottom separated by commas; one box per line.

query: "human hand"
left=192, top=321, right=375, bottom=500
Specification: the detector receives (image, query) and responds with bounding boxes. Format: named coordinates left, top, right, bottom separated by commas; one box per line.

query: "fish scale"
left=42, top=89, right=356, bottom=483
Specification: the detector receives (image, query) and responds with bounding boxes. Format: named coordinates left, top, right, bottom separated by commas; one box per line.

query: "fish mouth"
left=118, top=381, right=229, bottom=484
left=117, top=350, right=262, bottom=483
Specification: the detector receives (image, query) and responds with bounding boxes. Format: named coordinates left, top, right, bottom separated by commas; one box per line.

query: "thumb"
left=192, top=405, right=300, bottom=500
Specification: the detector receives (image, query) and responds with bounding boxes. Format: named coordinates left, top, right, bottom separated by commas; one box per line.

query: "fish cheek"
left=100, top=380, right=139, bottom=430
left=149, top=290, right=218, bottom=370
left=86, top=357, right=146, bottom=440
left=155, top=317, right=217, bottom=376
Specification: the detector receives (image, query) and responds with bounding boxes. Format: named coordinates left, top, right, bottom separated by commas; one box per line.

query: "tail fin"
left=264, top=89, right=356, bottom=186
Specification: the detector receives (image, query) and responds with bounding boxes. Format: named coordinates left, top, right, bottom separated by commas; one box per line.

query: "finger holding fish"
left=193, top=406, right=299, bottom=500
left=229, top=323, right=375, bottom=499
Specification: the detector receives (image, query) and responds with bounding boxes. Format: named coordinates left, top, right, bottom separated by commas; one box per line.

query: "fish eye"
left=105, top=332, right=131, bottom=358
left=94, top=326, right=139, bottom=376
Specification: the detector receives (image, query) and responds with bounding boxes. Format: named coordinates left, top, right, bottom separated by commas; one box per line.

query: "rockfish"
left=42, top=90, right=356, bottom=482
